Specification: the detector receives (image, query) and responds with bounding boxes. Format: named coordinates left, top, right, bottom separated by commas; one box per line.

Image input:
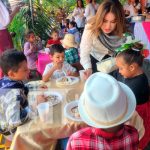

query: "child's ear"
left=8, top=70, right=16, bottom=78
left=129, top=63, right=137, bottom=72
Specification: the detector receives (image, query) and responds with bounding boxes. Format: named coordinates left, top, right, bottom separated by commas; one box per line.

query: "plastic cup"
left=79, top=70, right=86, bottom=82
left=37, top=102, right=50, bottom=122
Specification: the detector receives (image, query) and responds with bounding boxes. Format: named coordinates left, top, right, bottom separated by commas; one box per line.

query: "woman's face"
left=78, top=0, right=82, bottom=7
left=101, top=12, right=117, bottom=34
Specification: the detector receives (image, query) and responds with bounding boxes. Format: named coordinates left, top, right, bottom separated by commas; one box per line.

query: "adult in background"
left=84, top=0, right=96, bottom=21
left=92, top=0, right=99, bottom=12
left=72, top=0, right=85, bottom=35
left=80, top=0, right=126, bottom=78
left=0, top=0, right=22, bottom=78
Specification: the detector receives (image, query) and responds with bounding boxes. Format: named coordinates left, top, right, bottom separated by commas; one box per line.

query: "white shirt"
left=0, top=1, right=10, bottom=30
left=84, top=3, right=95, bottom=21
left=73, top=7, right=85, bottom=28
left=80, top=24, right=110, bottom=69
left=124, top=3, right=137, bottom=17
left=43, top=62, right=76, bottom=80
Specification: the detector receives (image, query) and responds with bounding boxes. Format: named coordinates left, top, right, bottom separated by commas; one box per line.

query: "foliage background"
left=8, top=0, right=126, bottom=50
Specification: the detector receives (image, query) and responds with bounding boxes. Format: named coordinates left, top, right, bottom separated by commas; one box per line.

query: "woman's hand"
left=36, top=95, right=47, bottom=105
left=84, top=68, right=92, bottom=80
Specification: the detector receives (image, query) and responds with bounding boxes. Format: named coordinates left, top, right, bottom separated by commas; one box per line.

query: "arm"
left=24, top=42, right=33, bottom=56
left=6, top=89, right=29, bottom=129
left=42, top=66, right=55, bottom=82
left=80, top=25, right=93, bottom=70
left=72, top=8, right=79, bottom=16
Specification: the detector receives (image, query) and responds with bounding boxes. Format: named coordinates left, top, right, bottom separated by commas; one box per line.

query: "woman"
left=72, top=0, right=85, bottom=35
left=84, top=0, right=96, bottom=21
left=0, top=0, right=21, bottom=78
left=80, top=0, right=126, bottom=78
left=92, top=0, right=99, bottom=12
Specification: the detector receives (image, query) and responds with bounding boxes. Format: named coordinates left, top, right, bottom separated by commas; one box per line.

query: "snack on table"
left=71, top=106, right=80, bottom=119
left=56, top=76, right=79, bottom=86
left=45, top=94, right=59, bottom=105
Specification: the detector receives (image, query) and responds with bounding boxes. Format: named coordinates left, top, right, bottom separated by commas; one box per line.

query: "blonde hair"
left=88, top=0, right=126, bottom=37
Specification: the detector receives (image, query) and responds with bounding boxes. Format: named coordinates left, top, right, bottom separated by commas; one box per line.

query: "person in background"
left=46, top=29, right=61, bottom=48
left=84, top=0, right=96, bottom=21
left=42, top=44, right=78, bottom=82
left=124, top=0, right=141, bottom=17
left=0, top=0, right=22, bottom=78
left=56, top=7, right=66, bottom=29
left=72, top=0, right=85, bottom=35
left=24, top=31, right=42, bottom=80
left=68, top=21, right=81, bottom=44
left=66, top=72, right=139, bottom=149
left=61, top=34, right=82, bottom=71
left=80, top=0, right=126, bottom=78
left=92, top=0, right=99, bottom=12
left=110, top=42, right=150, bottom=149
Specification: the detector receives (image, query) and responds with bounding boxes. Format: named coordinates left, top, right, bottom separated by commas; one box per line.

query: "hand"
left=36, top=95, right=47, bottom=105
left=67, top=71, right=72, bottom=76
left=53, top=63, right=63, bottom=70
left=83, top=68, right=92, bottom=80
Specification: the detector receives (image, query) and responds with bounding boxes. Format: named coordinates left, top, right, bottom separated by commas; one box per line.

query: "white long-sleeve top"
left=0, top=1, right=10, bottom=30
left=72, top=7, right=85, bottom=28
left=80, top=24, right=110, bottom=69
left=84, top=3, right=95, bottom=21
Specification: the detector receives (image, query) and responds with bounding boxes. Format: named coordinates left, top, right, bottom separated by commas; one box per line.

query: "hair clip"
left=131, top=48, right=140, bottom=52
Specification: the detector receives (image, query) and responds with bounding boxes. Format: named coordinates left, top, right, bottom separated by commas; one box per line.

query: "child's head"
left=25, top=31, right=35, bottom=43
left=51, top=29, right=59, bottom=41
left=50, top=44, right=65, bottom=64
left=90, top=0, right=125, bottom=37
left=116, top=42, right=144, bottom=78
left=78, top=72, right=136, bottom=129
left=69, top=21, right=77, bottom=29
left=61, top=34, right=78, bottom=49
left=0, top=49, right=29, bottom=80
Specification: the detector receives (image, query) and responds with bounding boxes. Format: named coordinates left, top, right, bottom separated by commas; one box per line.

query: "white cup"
left=37, top=102, right=50, bottom=122
left=44, top=48, right=50, bottom=54
left=79, top=70, right=86, bottom=82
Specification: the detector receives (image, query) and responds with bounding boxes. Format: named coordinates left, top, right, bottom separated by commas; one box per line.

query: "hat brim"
left=78, top=82, right=136, bottom=128
left=61, top=40, right=78, bottom=48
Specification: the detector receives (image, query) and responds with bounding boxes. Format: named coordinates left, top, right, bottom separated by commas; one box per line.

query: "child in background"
left=24, top=31, right=42, bottom=80
left=61, top=34, right=82, bottom=71
left=67, top=72, right=139, bottom=149
left=46, top=29, right=61, bottom=48
left=42, top=44, right=78, bottom=82
left=0, top=50, right=46, bottom=141
left=110, top=42, right=150, bottom=149
left=67, top=21, right=81, bottom=44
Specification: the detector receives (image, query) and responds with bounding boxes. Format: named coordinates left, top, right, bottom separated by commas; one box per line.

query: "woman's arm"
left=80, top=25, right=93, bottom=70
left=24, top=42, right=33, bottom=56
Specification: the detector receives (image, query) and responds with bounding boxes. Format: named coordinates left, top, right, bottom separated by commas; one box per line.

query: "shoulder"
left=124, top=125, right=139, bottom=138
left=70, top=127, right=93, bottom=139
left=45, top=63, right=53, bottom=68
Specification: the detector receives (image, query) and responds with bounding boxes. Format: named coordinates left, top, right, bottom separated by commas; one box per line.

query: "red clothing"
left=47, top=38, right=61, bottom=45
left=136, top=100, right=150, bottom=149
left=67, top=125, right=139, bottom=150
left=0, top=29, right=13, bottom=78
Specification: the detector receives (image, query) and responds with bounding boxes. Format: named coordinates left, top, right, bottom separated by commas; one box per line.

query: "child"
left=61, top=34, right=83, bottom=71
left=42, top=44, right=78, bottom=82
left=110, top=42, right=150, bottom=149
left=24, top=31, right=42, bottom=80
left=111, top=42, right=149, bottom=105
left=46, top=29, right=61, bottom=48
left=67, top=72, right=139, bottom=149
left=0, top=50, right=47, bottom=141
left=67, top=21, right=81, bottom=44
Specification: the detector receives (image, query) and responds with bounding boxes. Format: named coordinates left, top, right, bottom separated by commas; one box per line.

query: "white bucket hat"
left=61, top=34, right=78, bottom=48
left=78, top=72, right=136, bottom=129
